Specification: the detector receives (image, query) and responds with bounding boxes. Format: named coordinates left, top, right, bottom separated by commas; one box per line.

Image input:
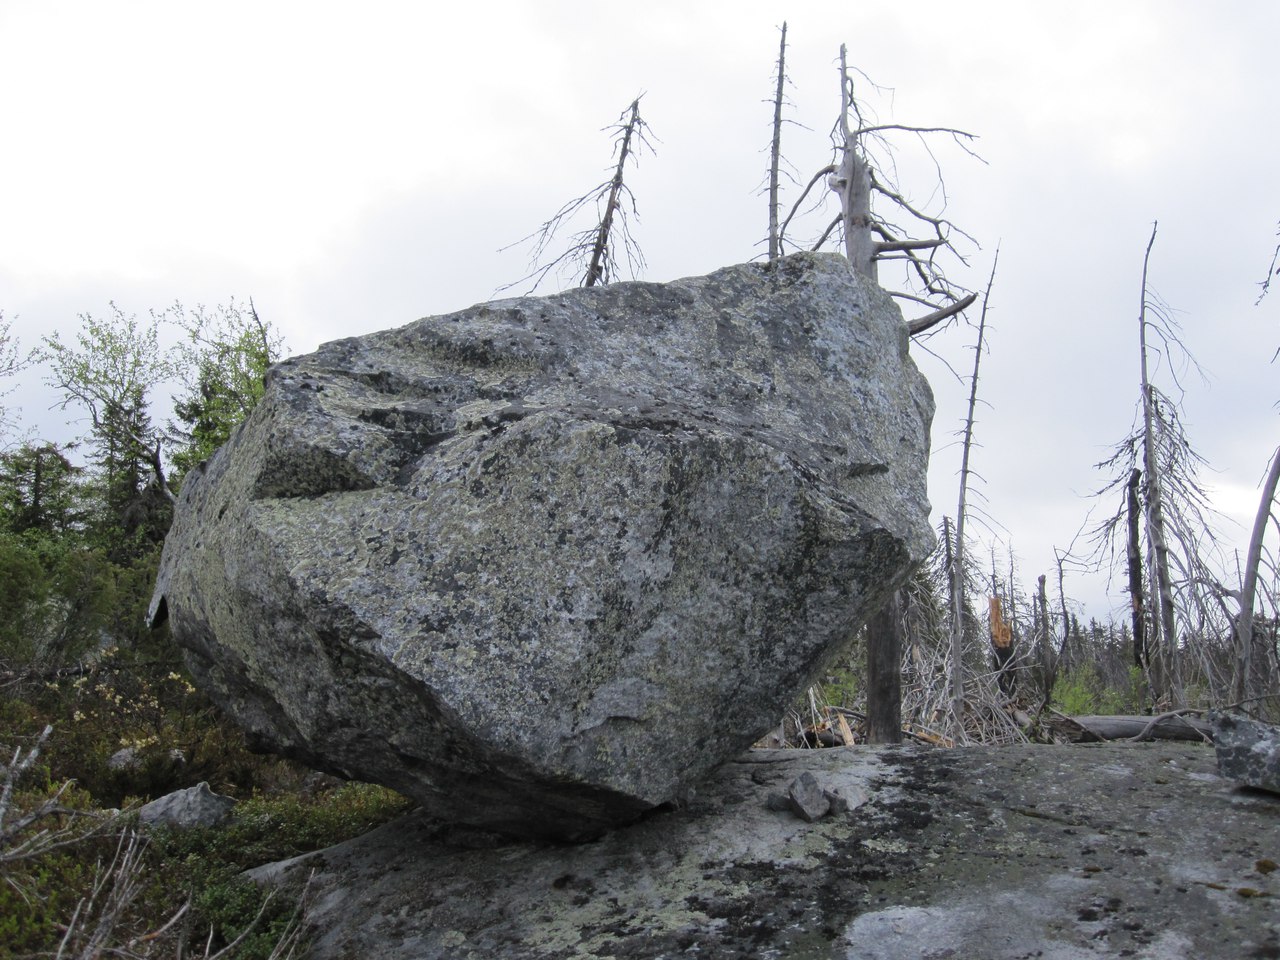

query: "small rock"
left=786, top=772, right=831, bottom=822
left=1211, top=712, right=1280, bottom=794
left=823, top=785, right=867, bottom=814
left=139, top=782, right=236, bottom=829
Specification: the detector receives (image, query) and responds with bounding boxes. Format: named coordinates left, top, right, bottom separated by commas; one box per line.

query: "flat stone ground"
left=254, top=743, right=1279, bottom=959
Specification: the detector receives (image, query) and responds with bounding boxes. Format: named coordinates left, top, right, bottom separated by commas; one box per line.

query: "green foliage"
left=38, top=305, right=176, bottom=560
left=819, top=664, right=860, bottom=710
left=27, top=645, right=291, bottom=807
left=1051, top=663, right=1144, bottom=715
left=0, top=810, right=103, bottom=955
left=167, top=299, right=284, bottom=484
left=0, top=442, right=86, bottom=537
left=0, top=531, right=53, bottom=666
left=156, top=783, right=412, bottom=872
left=0, top=533, right=119, bottom=673
left=0, top=298, right=312, bottom=956
left=191, top=874, right=300, bottom=960
left=1, top=714, right=409, bottom=958
left=0, top=297, right=285, bottom=682
left=152, top=784, right=409, bottom=958
left=0, top=309, right=26, bottom=435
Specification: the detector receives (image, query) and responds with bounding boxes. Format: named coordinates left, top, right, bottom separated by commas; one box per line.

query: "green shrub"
left=1051, top=663, right=1144, bottom=715
left=0, top=775, right=111, bottom=956
left=1, top=755, right=409, bottom=958
left=150, top=782, right=411, bottom=957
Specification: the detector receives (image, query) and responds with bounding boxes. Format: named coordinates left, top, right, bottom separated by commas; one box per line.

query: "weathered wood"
left=1057, top=713, right=1212, bottom=743
left=865, top=591, right=902, bottom=744
left=1235, top=443, right=1280, bottom=700
left=1126, top=467, right=1147, bottom=676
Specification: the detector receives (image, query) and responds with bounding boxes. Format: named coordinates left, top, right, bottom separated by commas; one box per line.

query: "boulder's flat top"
left=256, top=743, right=1279, bottom=959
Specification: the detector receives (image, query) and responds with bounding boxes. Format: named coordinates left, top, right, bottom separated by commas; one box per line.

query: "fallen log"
left=1053, top=712, right=1213, bottom=744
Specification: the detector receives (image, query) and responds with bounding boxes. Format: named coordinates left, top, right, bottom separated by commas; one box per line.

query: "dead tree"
left=989, top=594, right=1015, bottom=697
left=1125, top=467, right=1149, bottom=698
left=1094, top=223, right=1225, bottom=707
left=503, top=97, right=655, bottom=292
left=1233, top=445, right=1280, bottom=700
left=1035, top=574, right=1053, bottom=702
left=765, top=22, right=788, bottom=263
left=865, top=592, right=903, bottom=744
left=947, top=250, right=998, bottom=723
left=778, top=44, right=980, bottom=335
left=1136, top=224, right=1183, bottom=705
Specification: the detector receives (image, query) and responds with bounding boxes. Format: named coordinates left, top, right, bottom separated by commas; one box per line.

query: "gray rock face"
left=1213, top=712, right=1280, bottom=793
left=150, top=253, right=934, bottom=840
left=138, top=782, right=236, bottom=829
left=248, top=744, right=1279, bottom=960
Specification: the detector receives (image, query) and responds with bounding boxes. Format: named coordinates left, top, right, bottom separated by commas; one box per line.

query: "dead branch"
left=1127, top=708, right=1211, bottom=743
left=876, top=238, right=947, bottom=253
left=780, top=165, right=836, bottom=246
left=1259, top=220, right=1279, bottom=304
left=907, top=292, right=979, bottom=336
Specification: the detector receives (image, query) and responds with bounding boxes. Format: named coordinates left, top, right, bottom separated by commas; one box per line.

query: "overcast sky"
left=2, top=0, right=1277, bottom=620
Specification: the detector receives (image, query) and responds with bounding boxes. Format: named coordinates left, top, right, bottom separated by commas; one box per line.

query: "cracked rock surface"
left=149, top=254, right=933, bottom=840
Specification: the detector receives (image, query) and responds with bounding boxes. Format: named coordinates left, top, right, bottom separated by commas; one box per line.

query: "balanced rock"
left=149, top=253, right=934, bottom=840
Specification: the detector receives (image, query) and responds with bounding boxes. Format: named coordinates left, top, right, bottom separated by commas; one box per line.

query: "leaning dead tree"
left=777, top=45, right=980, bottom=335
left=1234, top=445, right=1280, bottom=701
left=947, top=250, right=999, bottom=727
left=1136, top=224, right=1182, bottom=706
left=503, top=97, right=656, bottom=293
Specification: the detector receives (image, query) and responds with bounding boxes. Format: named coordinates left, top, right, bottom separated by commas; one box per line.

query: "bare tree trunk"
left=1055, top=551, right=1071, bottom=679
left=866, top=590, right=903, bottom=744
left=767, top=23, right=787, bottom=263
left=1036, top=574, right=1052, bottom=704
left=1126, top=469, right=1147, bottom=665
left=1125, top=467, right=1151, bottom=709
left=1137, top=222, right=1183, bottom=706
left=1235, top=443, right=1280, bottom=700
left=832, top=45, right=877, bottom=281
left=584, top=99, right=642, bottom=288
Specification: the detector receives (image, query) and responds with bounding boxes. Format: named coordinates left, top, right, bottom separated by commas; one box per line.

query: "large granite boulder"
left=149, top=253, right=934, bottom=840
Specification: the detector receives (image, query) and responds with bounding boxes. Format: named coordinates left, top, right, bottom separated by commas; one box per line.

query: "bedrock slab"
left=252, top=743, right=1280, bottom=959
